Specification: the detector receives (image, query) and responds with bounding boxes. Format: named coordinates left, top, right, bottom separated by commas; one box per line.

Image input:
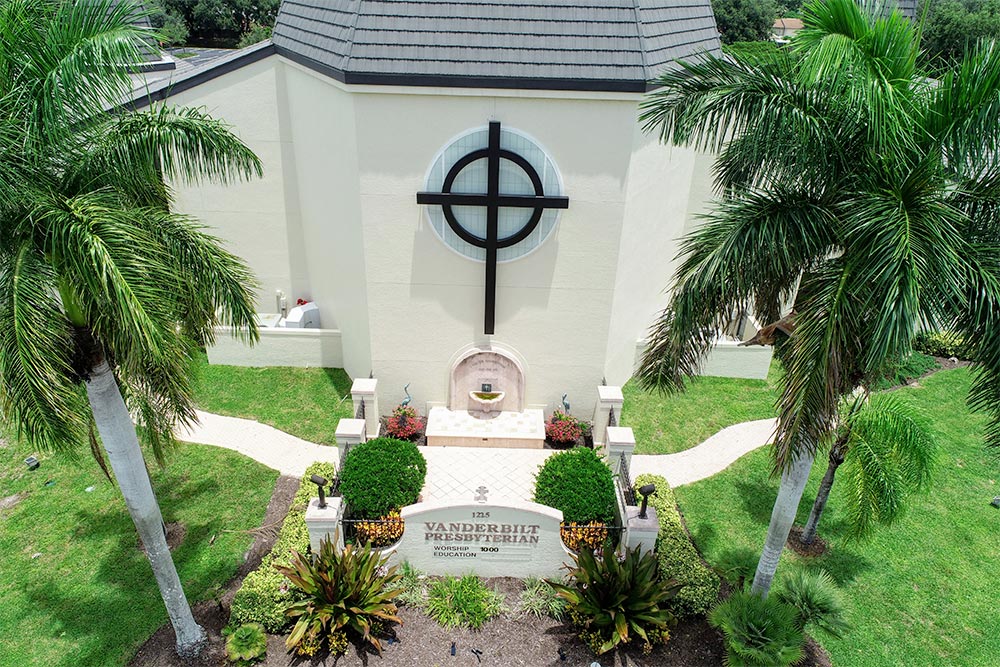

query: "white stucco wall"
left=167, top=54, right=716, bottom=416
left=166, top=58, right=295, bottom=314
left=603, top=122, right=705, bottom=385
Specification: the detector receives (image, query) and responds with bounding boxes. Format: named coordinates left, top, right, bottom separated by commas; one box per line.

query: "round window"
left=422, top=124, right=565, bottom=262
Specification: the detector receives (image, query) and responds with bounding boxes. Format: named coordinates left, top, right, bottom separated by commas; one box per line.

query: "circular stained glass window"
left=422, top=124, right=565, bottom=262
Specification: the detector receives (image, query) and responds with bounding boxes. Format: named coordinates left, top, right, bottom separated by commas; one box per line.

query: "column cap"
left=335, top=418, right=366, bottom=440
left=351, top=378, right=378, bottom=395
left=606, top=426, right=635, bottom=446
left=597, top=385, right=624, bottom=403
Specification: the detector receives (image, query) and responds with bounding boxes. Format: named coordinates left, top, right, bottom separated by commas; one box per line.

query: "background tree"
left=799, top=393, right=937, bottom=545
left=711, top=0, right=779, bottom=44
left=166, top=0, right=279, bottom=44
left=638, top=0, right=1000, bottom=596
left=0, top=0, right=261, bottom=655
left=148, top=0, right=189, bottom=46
left=921, top=0, right=1000, bottom=70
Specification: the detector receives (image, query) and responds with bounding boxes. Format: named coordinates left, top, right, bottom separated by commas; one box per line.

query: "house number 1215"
left=472, top=511, right=490, bottom=518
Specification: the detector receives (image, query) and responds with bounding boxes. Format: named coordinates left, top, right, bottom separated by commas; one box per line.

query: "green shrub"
left=872, top=351, right=939, bottom=390
left=634, top=474, right=721, bottom=618
left=914, top=331, right=972, bottom=360
left=534, top=448, right=616, bottom=524
left=396, top=562, right=428, bottom=607
left=426, top=575, right=506, bottom=629
left=551, top=544, right=681, bottom=655
left=278, top=540, right=402, bottom=655
left=229, top=462, right=335, bottom=630
left=339, top=437, right=427, bottom=518
left=230, top=556, right=299, bottom=633
left=224, top=623, right=267, bottom=665
left=237, top=22, right=272, bottom=49
left=776, top=569, right=850, bottom=638
left=709, top=591, right=805, bottom=667
left=519, top=577, right=565, bottom=620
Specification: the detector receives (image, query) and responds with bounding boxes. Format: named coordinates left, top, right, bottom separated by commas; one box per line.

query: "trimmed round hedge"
left=533, top=447, right=616, bottom=524
left=339, top=437, right=427, bottom=518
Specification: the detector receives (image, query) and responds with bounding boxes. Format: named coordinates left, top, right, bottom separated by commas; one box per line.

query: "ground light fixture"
left=310, top=474, right=329, bottom=508
left=638, top=483, right=656, bottom=519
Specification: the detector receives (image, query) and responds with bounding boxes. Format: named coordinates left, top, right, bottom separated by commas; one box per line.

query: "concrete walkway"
left=178, top=410, right=339, bottom=476
left=177, top=411, right=777, bottom=491
left=631, top=418, right=776, bottom=487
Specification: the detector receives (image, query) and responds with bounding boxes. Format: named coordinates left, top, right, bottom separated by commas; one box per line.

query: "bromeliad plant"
left=550, top=545, right=683, bottom=655
left=224, top=623, right=267, bottom=665
left=276, top=539, right=403, bottom=655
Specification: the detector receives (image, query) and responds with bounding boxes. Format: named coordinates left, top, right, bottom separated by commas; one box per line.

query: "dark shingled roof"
left=271, top=0, right=722, bottom=92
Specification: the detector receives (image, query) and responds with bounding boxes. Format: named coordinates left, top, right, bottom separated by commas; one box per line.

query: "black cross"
left=417, top=121, right=569, bottom=334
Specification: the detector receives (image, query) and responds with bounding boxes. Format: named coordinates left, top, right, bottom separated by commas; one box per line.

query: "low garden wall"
left=208, top=325, right=343, bottom=368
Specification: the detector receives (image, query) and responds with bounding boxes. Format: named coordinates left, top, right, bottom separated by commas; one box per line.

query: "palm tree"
left=637, top=0, right=1000, bottom=596
left=799, top=392, right=937, bottom=545
left=0, top=0, right=262, bottom=656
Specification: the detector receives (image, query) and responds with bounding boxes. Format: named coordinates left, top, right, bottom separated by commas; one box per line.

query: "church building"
left=133, top=1, right=769, bottom=421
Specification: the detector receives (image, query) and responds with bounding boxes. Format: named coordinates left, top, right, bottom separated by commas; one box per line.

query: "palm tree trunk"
left=751, top=451, right=814, bottom=597
left=800, top=443, right=846, bottom=545
left=84, top=359, right=206, bottom=657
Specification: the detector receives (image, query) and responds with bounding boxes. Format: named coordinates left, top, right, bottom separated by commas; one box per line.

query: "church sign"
left=417, top=121, right=569, bottom=335
left=391, top=499, right=572, bottom=578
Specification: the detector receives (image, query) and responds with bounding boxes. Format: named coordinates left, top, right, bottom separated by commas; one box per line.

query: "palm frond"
left=0, top=241, right=87, bottom=451
left=636, top=189, right=839, bottom=392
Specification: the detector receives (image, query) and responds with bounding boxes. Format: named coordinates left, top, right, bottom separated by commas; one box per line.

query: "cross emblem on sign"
left=417, top=121, right=569, bottom=334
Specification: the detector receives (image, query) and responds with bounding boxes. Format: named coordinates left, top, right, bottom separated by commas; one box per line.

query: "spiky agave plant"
left=549, top=545, right=683, bottom=655
left=276, top=539, right=403, bottom=654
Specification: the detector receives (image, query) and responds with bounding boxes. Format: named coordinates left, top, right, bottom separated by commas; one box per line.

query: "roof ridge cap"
left=343, top=0, right=364, bottom=71
left=629, top=0, right=650, bottom=80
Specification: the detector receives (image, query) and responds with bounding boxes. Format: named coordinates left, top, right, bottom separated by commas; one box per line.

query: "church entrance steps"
left=424, top=406, right=546, bottom=449
left=419, top=445, right=555, bottom=504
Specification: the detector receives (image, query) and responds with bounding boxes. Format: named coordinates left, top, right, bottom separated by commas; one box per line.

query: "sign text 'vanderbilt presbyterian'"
left=396, top=501, right=572, bottom=578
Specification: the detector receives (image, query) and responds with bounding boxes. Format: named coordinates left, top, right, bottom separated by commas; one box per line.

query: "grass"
left=622, top=360, right=781, bottom=454
left=675, top=368, right=999, bottom=667
left=191, top=353, right=353, bottom=445
left=0, top=438, right=276, bottom=667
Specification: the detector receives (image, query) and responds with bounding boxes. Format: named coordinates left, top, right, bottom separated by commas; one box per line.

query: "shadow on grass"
left=322, top=367, right=353, bottom=400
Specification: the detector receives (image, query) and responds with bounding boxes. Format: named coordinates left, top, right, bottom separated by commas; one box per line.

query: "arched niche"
left=449, top=346, right=525, bottom=413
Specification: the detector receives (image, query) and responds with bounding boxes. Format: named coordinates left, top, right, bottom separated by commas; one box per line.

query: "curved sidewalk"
left=631, top=418, right=776, bottom=487
left=179, top=410, right=777, bottom=489
left=178, top=410, right=339, bottom=476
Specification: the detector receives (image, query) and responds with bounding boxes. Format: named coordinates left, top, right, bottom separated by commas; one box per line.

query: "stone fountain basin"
left=469, top=391, right=505, bottom=411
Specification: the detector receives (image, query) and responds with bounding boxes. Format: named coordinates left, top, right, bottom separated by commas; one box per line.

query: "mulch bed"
left=787, top=525, right=830, bottom=558
left=128, top=472, right=834, bottom=667
left=128, top=474, right=299, bottom=667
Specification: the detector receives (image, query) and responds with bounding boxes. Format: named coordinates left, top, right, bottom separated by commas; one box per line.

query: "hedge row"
left=229, top=461, right=337, bottom=632
left=634, top=473, right=720, bottom=618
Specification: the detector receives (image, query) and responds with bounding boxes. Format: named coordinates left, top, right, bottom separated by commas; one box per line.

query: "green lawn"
left=622, top=360, right=780, bottom=454
left=0, top=439, right=277, bottom=667
left=675, top=368, right=999, bottom=667
left=192, top=354, right=353, bottom=445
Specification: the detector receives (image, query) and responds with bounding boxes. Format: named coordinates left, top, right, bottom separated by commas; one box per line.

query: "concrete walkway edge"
left=178, top=411, right=777, bottom=487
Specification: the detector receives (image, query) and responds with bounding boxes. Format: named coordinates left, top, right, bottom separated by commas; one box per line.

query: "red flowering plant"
left=545, top=410, right=583, bottom=446
left=385, top=405, right=423, bottom=441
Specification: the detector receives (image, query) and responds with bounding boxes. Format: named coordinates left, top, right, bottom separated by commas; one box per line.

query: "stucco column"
left=606, top=426, right=636, bottom=476
left=305, top=497, right=345, bottom=553
left=625, top=505, right=659, bottom=554
left=351, top=378, right=380, bottom=439
left=335, top=418, right=366, bottom=465
left=592, top=385, right=624, bottom=446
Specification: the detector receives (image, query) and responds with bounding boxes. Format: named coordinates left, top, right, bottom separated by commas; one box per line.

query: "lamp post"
left=310, top=474, right=329, bottom=509
left=638, top=483, right=656, bottom=519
